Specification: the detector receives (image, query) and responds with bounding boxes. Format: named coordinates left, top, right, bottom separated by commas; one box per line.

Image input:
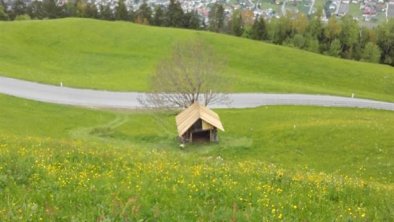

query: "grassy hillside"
left=0, top=94, right=394, bottom=220
left=1, top=94, right=393, bottom=183
left=0, top=18, right=394, bottom=102
left=1, top=136, right=393, bottom=221
left=0, top=94, right=114, bottom=138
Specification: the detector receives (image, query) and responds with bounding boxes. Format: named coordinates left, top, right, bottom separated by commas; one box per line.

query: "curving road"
left=1, top=76, right=394, bottom=111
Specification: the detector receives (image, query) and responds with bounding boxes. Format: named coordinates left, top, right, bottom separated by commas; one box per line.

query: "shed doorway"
left=191, top=130, right=210, bottom=143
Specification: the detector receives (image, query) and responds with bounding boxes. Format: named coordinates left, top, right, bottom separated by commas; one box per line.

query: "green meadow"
left=1, top=94, right=393, bottom=220
left=1, top=18, right=394, bottom=221
left=1, top=18, right=394, bottom=102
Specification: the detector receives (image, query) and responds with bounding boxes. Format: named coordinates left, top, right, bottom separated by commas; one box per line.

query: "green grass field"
left=1, top=18, right=394, bottom=220
left=1, top=94, right=393, bottom=220
left=1, top=18, right=394, bottom=102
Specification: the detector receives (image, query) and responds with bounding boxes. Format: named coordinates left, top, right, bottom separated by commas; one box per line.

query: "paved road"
left=1, top=76, right=394, bottom=111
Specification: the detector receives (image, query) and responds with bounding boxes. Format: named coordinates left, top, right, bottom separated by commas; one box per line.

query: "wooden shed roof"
left=175, top=102, right=224, bottom=136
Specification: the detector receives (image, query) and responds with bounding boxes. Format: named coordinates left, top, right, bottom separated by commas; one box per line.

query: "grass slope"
left=0, top=95, right=394, bottom=220
left=1, top=18, right=394, bottom=102
left=0, top=94, right=114, bottom=138
left=1, top=136, right=392, bottom=221
left=1, top=94, right=393, bottom=183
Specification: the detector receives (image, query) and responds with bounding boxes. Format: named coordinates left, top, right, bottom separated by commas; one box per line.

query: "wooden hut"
left=176, top=102, right=224, bottom=143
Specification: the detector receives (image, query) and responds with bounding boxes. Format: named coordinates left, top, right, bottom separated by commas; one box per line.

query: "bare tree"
left=139, top=40, right=230, bottom=109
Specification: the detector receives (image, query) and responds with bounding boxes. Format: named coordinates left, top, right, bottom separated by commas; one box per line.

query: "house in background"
left=336, top=1, right=349, bottom=16
left=387, top=1, right=394, bottom=21
left=176, top=102, right=224, bottom=143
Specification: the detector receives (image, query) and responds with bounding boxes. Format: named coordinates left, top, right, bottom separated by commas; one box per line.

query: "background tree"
left=291, top=13, right=308, bottom=35
left=306, top=13, right=323, bottom=45
left=240, top=9, right=254, bottom=28
left=140, top=40, right=229, bottom=109
left=75, top=0, right=87, bottom=17
left=166, top=0, right=184, bottom=27
left=61, top=1, right=77, bottom=18
left=250, top=16, right=268, bottom=40
left=292, top=33, right=306, bottom=49
left=0, top=4, right=8, bottom=20
left=321, top=16, right=341, bottom=53
left=85, top=2, right=98, bottom=18
left=324, top=17, right=341, bottom=42
left=127, top=6, right=135, bottom=21
left=135, top=1, right=152, bottom=24
left=230, top=10, right=243, bottom=36
left=27, top=1, right=40, bottom=19
left=99, top=4, right=114, bottom=20
left=327, top=38, right=342, bottom=57
left=376, top=19, right=394, bottom=66
left=208, top=3, right=224, bottom=32
left=339, top=15, right=359, bottom=59
left=183, top=10, right=200, bottom=29
left=359, top=27, right=376, bottom=48
left=115, top=0, right=129, bottom=21
left=10, top=0, right=27, bottom=20
left=306, top=37, right=320, bottom=53
left=361, top=42, right=381, bottom=63
left=152, top=6, right=165, bottom=26
left=43, top=0, right=60, bottom=19
left=269, top=16, right=292, bottom=44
